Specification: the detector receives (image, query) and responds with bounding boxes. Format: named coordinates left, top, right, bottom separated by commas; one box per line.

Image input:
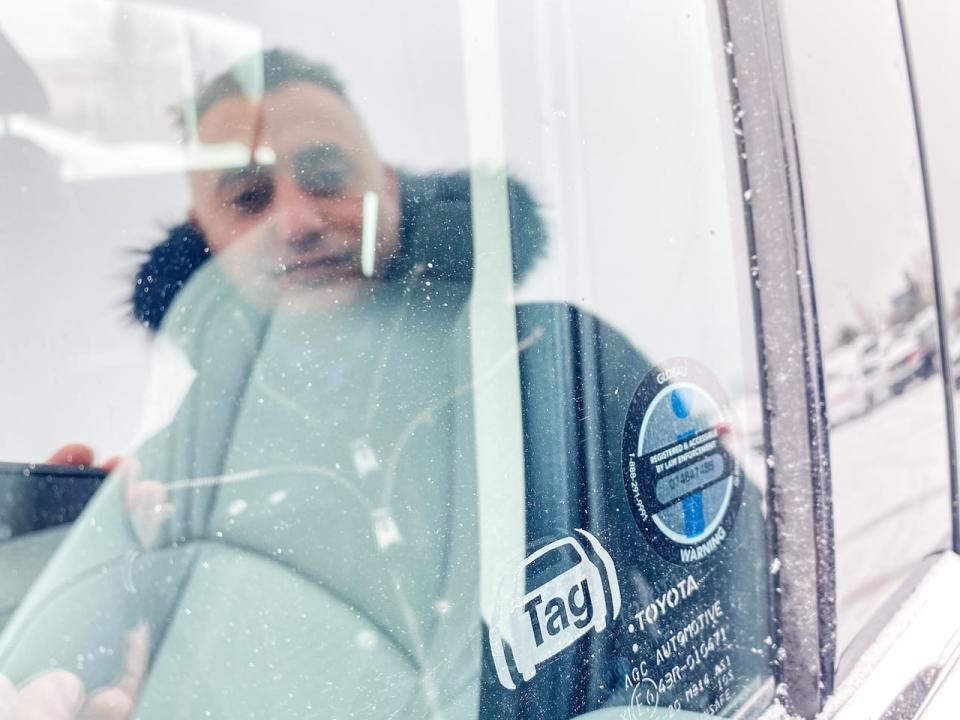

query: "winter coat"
left=0, top=172, right=771, bottom=720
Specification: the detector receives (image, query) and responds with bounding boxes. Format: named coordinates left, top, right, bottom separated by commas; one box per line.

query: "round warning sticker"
left=621, top=359, right=743, bottom=564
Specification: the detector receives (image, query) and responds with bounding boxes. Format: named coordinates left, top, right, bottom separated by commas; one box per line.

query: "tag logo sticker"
left=489, top=529, right=621, bottom=690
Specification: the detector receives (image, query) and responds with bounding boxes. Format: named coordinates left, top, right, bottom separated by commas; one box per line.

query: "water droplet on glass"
left=227, top=499, right=248, bottom=517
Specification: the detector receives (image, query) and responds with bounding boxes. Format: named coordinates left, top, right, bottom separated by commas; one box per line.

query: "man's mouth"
left=276, top=254, right=358, bottom=284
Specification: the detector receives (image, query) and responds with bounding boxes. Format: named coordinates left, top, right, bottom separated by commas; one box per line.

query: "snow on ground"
left=829, top=376, right=953, bottom=656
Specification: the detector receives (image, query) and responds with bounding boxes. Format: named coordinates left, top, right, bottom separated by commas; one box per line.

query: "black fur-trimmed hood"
left=132, top=171, right=547, bottom=331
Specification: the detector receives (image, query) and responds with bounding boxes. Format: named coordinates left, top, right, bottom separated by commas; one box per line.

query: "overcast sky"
left=780, top=0, right=959, bottom=346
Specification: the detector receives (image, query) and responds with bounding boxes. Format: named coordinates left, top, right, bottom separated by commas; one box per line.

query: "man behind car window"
left=2, top=48, right=545, bottom=720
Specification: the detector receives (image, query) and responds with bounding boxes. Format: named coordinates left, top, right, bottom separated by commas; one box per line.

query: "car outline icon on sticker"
left=489, top=528, right=621, bottom=690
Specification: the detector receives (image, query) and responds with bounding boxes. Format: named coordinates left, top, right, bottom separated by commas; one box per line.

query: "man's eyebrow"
left=216, top=163, right=267, bottom=191
left=296, top=143, right=351, bottom=165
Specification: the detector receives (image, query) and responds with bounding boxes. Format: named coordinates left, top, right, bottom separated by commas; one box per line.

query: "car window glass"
left=494, top=1, right=774, bottom=713
left=0, top=1, right=774, bottom=717
left=901, top=0, right=960, bottom=501
left=779, top=0, right=952, bottom=668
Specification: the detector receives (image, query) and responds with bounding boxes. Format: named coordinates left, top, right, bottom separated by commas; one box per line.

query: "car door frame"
left=725, top=0, right=960, bottom=717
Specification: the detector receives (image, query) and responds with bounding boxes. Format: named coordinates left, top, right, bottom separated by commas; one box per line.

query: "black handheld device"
left=0, top=461, right=107, bottom=537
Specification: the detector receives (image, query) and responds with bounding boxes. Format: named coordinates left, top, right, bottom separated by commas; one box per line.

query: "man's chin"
left=275, top=269, right=374, bottom=311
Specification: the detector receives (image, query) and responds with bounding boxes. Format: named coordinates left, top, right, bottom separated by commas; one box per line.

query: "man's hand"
left=0, top=623, right=149, bottom=720
left=45, top=445, right=121, bottom=474
left=0, top=455, right=169, bottom=719
left=45, top=449, right=170, bottom=548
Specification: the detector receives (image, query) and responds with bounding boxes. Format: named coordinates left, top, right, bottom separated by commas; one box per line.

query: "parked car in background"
left=884, top=331, right=930, bottom=395
left=0, top=1, right=959, bottom=719
left=824, top=346, right=872, bottom=426
left=912, top=306, right=941, bottom=375
left=857, top=334, right=890, bottom=408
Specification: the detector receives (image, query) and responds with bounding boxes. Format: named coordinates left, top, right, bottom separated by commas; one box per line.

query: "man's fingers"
left=0, top=625, right=149, bottom=720
left=13, top=670, right=85, bottom=720
left=0, top=674, right=18, bottom=716
left=78, top=689, right=133, bottom=720
left=125, top=480, right=170, bottom=551
left=45, top=446, right=125, bottom=472
left=116, top=460, right=168, bottom=550
left=112, top=624, right=150, bottom=700
left=101, top=457, right=123, bottom=474
left=72, top=623, right=150, bottom=720
left=46, top=445, right=96, bottom=467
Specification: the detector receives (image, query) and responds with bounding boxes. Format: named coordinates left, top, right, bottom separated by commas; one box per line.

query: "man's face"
left=189, top=81, right=400, bottom=295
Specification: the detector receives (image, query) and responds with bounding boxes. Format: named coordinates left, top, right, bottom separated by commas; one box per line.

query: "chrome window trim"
left=896, top=0, right=960, bottom=553
left=825, top=552, right=960, bottom=719
left=825, top=4, right=960, bottom=717
left=728, top=0, right=960, bottom=716
left=722, top=0, right=835, bottom=714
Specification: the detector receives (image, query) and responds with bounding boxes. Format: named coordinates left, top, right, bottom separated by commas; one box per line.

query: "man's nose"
left=272, top=175, right=328, bottom=244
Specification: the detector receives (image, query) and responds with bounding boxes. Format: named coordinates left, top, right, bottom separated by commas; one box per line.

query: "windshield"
left=0, top=1, right=774, bottom=717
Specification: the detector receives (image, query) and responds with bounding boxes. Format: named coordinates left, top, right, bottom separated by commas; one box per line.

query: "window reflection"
left=901, top=0, right=960, bottom=534
left=780, top=0, right=952, bottom=665
left=1, top=1, right=775, bottom=718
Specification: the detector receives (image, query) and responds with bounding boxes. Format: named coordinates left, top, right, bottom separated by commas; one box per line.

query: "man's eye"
left=230, top=180, right=274, bottom=214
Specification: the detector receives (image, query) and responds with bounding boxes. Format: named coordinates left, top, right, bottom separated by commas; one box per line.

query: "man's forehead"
left=194, top=82, right=364, bottom=148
